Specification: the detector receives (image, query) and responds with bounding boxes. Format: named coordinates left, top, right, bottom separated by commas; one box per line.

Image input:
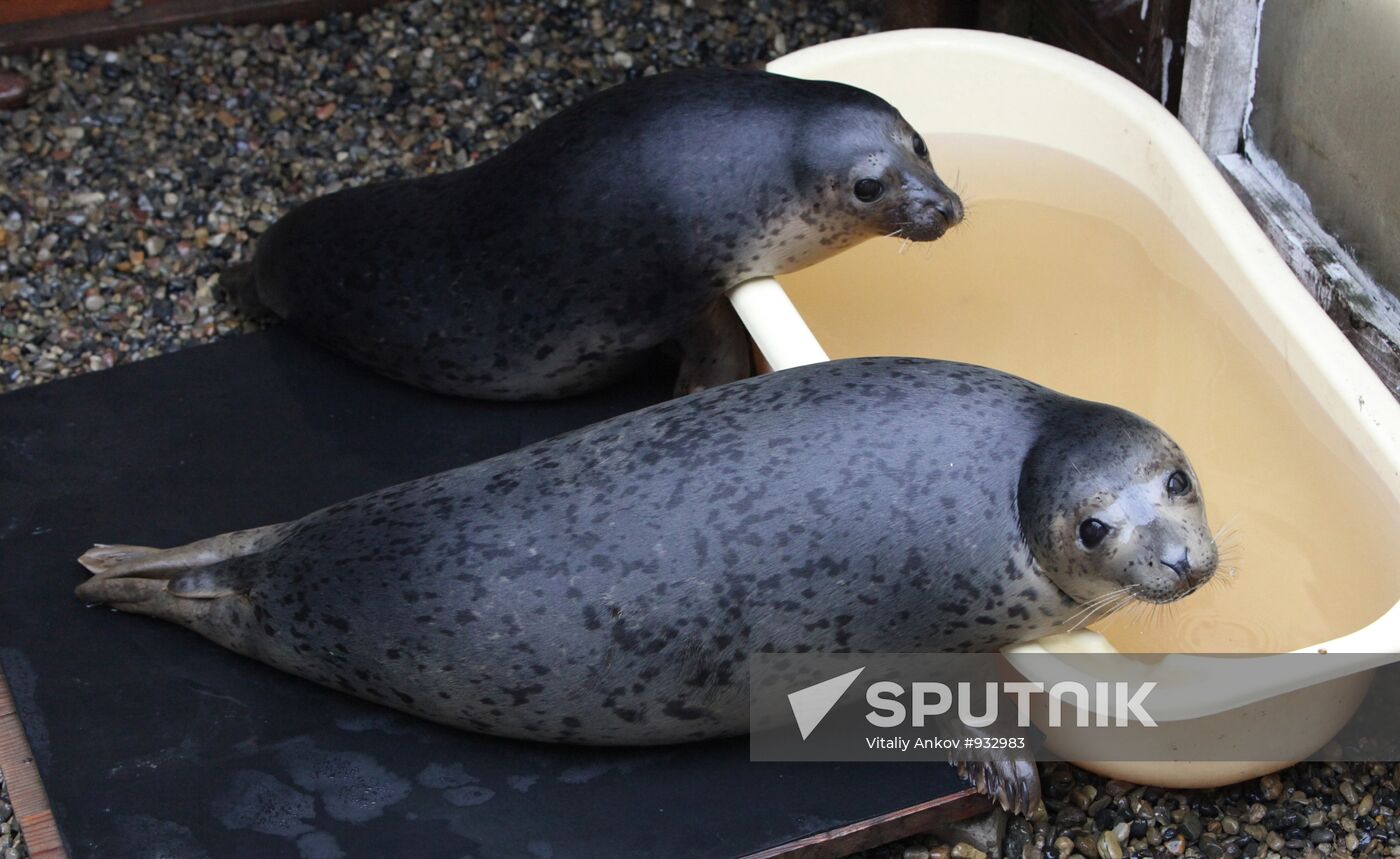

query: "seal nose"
left=929, top=193, right=963, bottom=225
left=1162, top=549, right=1191, bottom=579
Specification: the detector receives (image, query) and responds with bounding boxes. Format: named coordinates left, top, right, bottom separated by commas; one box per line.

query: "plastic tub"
left=729, top=30, right=1400, bottom=786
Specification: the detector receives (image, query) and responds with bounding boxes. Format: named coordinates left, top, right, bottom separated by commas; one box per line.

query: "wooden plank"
left=0, top=665, right=68, bottom=859
left=1219, top=150, right=1400, bottom=397
left=740, top=789, right=992, bottom=859
left=881, top=0, right=980, bottom=30
left=1028, top=0, right=1189, bottom=111
left=0, top=0, right=107, bottom=27
left=0, top=0, right=389, bottom=51
left=1178, top=0, right=1261, bottom=156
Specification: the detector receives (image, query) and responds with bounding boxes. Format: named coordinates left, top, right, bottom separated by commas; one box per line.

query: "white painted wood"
left=1178, top=0, right=1261, bottom=155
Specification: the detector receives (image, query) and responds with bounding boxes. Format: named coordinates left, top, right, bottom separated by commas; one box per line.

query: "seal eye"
left=1078, top=518, right=1110, bottom=549
left=854, top=178, right=885, bottom=203
left=1166, top=470, right=1191, bottom=496
left=912, top=134, right=928, bottom=158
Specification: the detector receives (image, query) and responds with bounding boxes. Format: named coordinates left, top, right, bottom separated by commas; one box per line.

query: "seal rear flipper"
left=75, top=524, right=286, bottom=615
left=74, top=564, right=243, bottom=626
left=78, top=544, right=162, bottom=574
left=674, top=298, right=753, bottom=396
left=76, top=524, right=288, bottom=579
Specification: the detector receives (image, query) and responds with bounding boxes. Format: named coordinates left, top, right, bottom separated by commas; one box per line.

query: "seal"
left=228, top=69, right=963, bottom=399
left=76, top=358, right=1217, bottom=812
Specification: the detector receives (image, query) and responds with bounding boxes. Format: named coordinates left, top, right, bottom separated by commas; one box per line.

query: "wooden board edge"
left=739, top=787, right=993, bottom=859
left=0, top=0, right=390, bottom=52
left=0, top=664, right=68, bottom=858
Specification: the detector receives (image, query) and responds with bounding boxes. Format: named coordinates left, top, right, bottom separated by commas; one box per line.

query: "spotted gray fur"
left=77, top=358, right=1215, bottom=752
left=228, top=69, right=963, bottom=399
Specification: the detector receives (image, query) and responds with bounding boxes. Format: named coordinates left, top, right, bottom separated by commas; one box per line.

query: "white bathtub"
left=730, top=30, right=1400, bottom=786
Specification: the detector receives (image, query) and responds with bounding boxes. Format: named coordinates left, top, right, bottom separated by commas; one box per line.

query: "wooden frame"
left=741, top=789, right=991, bottom=859
left=0, top=666, right=67, bottom=859
left=1178, top=0, right=1400, bottom=397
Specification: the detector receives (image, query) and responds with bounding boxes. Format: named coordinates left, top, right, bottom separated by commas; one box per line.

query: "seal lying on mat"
left=77, top=358, right=1216, bottom=813
left=227, top=69, right=963, bottom=399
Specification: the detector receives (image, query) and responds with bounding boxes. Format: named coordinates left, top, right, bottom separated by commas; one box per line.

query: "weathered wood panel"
left=1028, top=0, right=1190, bottom=111
left=0, top=0, right=388, bottom=51
left=1178, top=0, right=1261, bottom=156
left=0, top=0, right=106, bottom=27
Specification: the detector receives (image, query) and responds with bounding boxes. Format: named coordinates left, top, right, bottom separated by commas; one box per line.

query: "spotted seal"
left=76, top=358, right=1216, bottom=812
left=227, top=69, right=963, bottom=399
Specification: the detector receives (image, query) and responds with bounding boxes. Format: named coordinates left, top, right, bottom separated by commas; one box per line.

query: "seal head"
left=797, top=97, right=963, bottom=243
left=1018, top=403, right=1218, bottom=606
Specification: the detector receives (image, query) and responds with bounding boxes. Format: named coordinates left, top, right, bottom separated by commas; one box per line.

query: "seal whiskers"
left=1060, top=585, right=1142, bottom=633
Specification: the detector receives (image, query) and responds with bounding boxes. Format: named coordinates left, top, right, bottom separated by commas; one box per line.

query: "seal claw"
left=958, top=758, right=1042, bottom=817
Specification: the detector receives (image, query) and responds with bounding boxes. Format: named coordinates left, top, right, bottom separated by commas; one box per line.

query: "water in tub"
left=776, top=135, right=1399, bottom=654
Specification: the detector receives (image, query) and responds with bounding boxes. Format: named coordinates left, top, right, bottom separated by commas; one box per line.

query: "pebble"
left=1340, top=782, right=1358, bottom=805
left=0, top=0, right=877, bottom=391
left=869, top=760, right=1400, bottom=859
left=904, top=848, right=931, bottom=859
left=0, top=70, right=27, bottom=110
left=952, top=843, right=986, bottom=859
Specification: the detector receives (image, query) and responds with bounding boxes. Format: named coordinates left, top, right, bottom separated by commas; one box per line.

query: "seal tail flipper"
left=77, top=526, right=286, bottom=579
left=78, top=543, right=162, bottom=574
left=75, top=524, right=286, bottom=615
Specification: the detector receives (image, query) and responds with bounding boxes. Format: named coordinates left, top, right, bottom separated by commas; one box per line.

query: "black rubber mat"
left=0, top=329, right=973, bottom=859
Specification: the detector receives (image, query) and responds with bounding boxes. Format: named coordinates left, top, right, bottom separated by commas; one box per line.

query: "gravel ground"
left=856, top=763, right=1400, bottom=859
left=1, top=4, right=1392, bottom=859
left=0, top=0, right=878, bottom=390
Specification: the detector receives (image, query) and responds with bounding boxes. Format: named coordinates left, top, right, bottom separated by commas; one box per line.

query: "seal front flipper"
left=674, top=297, right=753, bottom=396
left=957, top=756, right=1042, bottom=817
left=218, top=262, right=273, bottom=318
